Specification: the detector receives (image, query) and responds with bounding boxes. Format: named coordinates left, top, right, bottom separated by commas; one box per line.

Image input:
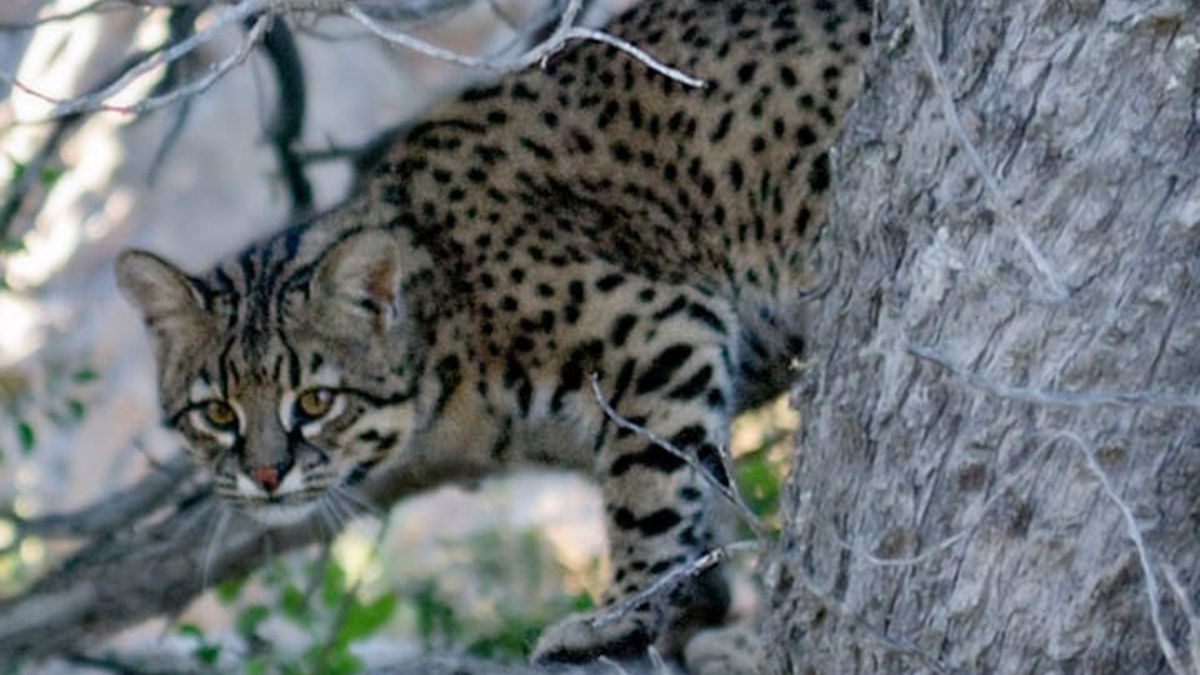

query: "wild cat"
left=117, top=0, right=869, bottom=662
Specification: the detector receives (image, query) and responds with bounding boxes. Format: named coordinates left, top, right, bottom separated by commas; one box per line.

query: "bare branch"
left=0, top=0, right=149, bottom=31
left=588, top=373, right=769, bottom=541
left=5, top=0, right=280, bottom=120
left=553, top=26, right=706, bottom=88
left=0, top=454, right=192, bottom=551
left=345, top=0, right=706, bottom=88
left=146, top=4, right=204, bottom=182
left=0, top=451, right=495, bottom=660
left=115, top=12, right=272, bottom=116
left=343, top=0, right=582, bottom=70
left=3, top=0, right=703, bottom=136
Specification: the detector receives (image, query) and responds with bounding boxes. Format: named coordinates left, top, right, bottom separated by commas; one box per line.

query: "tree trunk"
left=762, top=1, right=1200, bottom=673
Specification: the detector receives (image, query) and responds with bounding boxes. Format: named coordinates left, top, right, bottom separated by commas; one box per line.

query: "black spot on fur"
left=635, top=344, right=693, bottom=394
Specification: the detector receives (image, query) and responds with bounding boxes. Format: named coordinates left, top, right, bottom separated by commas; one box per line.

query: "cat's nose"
left=250, top=460, right=293, bottom=493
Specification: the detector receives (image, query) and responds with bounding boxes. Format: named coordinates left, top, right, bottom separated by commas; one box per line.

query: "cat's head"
left=116, top=230, right=420, bottom=525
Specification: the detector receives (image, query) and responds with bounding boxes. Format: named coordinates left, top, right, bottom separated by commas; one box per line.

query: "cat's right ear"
left=115, top=250, right=208, bottom=339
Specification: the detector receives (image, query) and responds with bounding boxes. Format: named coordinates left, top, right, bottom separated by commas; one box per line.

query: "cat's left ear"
left=312, top=230, right=405, bottom=333
left=115, top=250, right=208, bottom=335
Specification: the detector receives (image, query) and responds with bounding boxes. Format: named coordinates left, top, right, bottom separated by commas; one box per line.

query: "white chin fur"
left=245, top=500, right=318, bottom=526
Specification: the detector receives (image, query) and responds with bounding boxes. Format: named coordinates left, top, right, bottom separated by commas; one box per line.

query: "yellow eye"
left=296, top=388, right=335, bottom=420
left=203, top=401, right=237, bottom=429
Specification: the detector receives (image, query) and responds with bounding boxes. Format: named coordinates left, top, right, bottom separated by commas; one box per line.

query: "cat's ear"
left=312, top=230, right=405, bottom=333
left=115, top=250, right=208, bottom=341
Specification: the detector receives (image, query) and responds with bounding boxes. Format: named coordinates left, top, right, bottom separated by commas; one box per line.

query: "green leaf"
left=15, top=421, right=33, bottom=454
left=177, top=622, right=206, bottom=640
left=194, top=643, right=221, bottom=666
left=279, top=583, right=308, bottom=623
left=322, top=648, right=363, bottom=675
left=236, top=603, right=270, bottom=638
left=243, top=657, right=270, bottom=675
left=66, top=398, right=85, bottom=420
left=7, top=159, right=25, bottom=185
left=735, top=452, right=781, bottom=519
left=321, top=559, right=347, bottom=609
left=0, top=236, right=23, bottom=254
left=72, top=368, right=99, bottom=383
left=216, top=576, right=246, bottom=604
left=336, top=592, right=396, bottom=645
left=39, top=165, right=63, bottom=187
left=571, top=590, right=595, bottom=612
left=413, top=583, right=458, bottom=647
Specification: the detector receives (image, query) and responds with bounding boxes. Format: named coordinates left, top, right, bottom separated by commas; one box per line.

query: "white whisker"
left=201, top=506, right=232, bottom=592
left=332, top=484, right=383, bottom=518
left=322, top=493, right=349, bottom=532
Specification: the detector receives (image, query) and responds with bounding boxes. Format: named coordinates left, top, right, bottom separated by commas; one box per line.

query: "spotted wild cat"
left=116, top=0, right=871, bottom=664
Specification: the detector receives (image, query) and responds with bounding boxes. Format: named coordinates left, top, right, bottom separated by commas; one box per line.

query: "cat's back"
left=361, top=0, right=871, bottom=294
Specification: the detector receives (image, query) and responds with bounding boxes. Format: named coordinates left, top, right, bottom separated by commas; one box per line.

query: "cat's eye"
left=203, top=401, right=237, bottom=429
left=296, top=388, right=335, bottom=421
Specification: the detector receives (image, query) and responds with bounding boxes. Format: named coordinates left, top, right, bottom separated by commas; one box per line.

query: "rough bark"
left=763, top=1, right=1200, bottom=673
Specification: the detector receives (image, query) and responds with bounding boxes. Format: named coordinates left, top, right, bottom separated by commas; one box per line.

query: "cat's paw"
left=683, top=626, right=766, bottom=675
left=531, top=609, right=656, bottom=665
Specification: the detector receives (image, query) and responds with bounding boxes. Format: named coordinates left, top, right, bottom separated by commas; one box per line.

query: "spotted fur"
left=117, top=0, right=870, bottom=663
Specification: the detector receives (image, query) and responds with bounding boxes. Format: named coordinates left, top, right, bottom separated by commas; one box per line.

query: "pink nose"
left=251, top=466, right=280, bottom=492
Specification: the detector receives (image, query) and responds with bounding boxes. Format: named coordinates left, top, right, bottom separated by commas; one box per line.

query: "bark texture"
left=763, top=1, right=1200, bottom=673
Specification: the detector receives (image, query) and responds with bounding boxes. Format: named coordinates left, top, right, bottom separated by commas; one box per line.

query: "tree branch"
left=0, top=451, right=495, bottom=661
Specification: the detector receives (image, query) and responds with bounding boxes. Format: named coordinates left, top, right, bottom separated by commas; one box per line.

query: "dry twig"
left=588, top=373, right=769, bottom=540
left=3, top=0, right=704, bottom=124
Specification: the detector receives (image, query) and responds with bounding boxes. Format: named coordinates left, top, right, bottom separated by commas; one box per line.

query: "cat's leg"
left=533, top=322, right=736, bottom=664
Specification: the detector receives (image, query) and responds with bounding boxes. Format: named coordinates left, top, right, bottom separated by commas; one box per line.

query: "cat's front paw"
left=530, top=608, right=657, bottom=665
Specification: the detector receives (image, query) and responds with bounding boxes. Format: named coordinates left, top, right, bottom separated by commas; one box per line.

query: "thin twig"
left=146, top=4, right=203, bottom=182
left=907, top=0, right=1068, bottom=302
left=120, top=13, right=272, bottom=116
left=9, top=0, right=281, bottom=120
left=555, top=27, right=706, bottom=87
left=591, top=540, right=758, bottom=629
left=5, top=0, right=702, bottom=129
left=909, top=343, right=1200, bottom=409
left=588, top=373, right=769, bottom=540
left=343, top=0, right=582, bottom=70
left=1055, top=430, right=1189, bottom=675
left=0, top=0, right=139, bottom=31
left=345, top=0, right=705, bottom=87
